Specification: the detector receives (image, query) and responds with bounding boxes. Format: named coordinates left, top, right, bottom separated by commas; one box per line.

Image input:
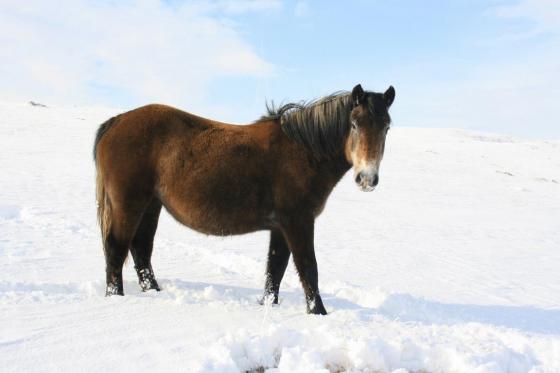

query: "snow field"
left=1, top=102, right=559, bottom=372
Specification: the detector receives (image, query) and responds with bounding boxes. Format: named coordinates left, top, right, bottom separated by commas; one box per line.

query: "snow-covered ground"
left=1, top=101, right=559, bottom=372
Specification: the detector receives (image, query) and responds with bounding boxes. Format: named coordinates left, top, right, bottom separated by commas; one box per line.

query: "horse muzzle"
left=355, top=171, right=379, bottom=192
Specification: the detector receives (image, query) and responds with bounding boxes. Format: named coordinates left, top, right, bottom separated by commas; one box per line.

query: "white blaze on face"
left=348, top=126, right=386, bottom=192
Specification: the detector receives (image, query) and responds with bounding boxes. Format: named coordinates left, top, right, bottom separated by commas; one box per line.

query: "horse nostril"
left=372, top=174, right=379, bottom=186
left=355, top=173, right=362, bottom=184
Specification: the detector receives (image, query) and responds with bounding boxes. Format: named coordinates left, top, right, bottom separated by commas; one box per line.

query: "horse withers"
left=94, top=84, right=395, bottom=315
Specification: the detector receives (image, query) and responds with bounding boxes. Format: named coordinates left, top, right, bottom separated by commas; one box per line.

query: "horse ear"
left=351, top=84, right=365, bottom=106
left=384, top=86, right=395, bottom=108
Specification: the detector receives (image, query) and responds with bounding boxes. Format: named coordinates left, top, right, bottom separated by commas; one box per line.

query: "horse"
left=94, top=83, right=395, bottom=315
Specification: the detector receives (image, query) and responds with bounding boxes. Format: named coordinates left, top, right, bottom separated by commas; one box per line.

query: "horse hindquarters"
left=97, top=164, right=159, bottom=295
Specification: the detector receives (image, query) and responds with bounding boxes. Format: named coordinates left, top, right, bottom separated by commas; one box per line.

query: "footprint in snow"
left=496, top=170, right=514, bottom=177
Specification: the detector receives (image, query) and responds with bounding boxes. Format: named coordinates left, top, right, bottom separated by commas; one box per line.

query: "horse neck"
left=315, top=148, right=352, bottom=186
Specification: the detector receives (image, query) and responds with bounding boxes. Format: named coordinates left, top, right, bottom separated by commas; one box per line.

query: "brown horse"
left=94, top=84, right=395, bottom=314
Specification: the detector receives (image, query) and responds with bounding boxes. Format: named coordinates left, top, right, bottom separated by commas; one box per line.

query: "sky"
left=1, top=0, right=559, bottom=138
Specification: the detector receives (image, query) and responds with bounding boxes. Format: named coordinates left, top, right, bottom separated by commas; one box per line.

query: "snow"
left=0, top=101, right=559, bottom=372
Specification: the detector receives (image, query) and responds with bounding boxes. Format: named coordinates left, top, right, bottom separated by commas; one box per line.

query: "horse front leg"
left=281, top=216, right=327, bottom=315
left=261, top=229, right=291, bottom=304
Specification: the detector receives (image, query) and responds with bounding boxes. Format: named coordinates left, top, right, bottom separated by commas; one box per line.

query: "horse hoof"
left=307, top=307, right=327, bottom=315
left=139, top=278, right=160, bottom=292
left=307, top=301, right=328, bottom=315
left=259, top=294, right=279, bottom=306
left=105, top=283, right=124, bottom=296
left=136, top=267, right=160, bottom=292
left=141, top=282, right=160, bottom=292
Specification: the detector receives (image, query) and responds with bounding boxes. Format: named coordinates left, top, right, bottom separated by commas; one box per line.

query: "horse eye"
left=351, top=120, right=358, bottom=130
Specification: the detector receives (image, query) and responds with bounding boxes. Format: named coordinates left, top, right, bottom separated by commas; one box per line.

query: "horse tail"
left=96, top=164, right=112, bottom=250
left=93, top=116, right=118, bottom=161
left=94, top=116, right=118, bottom=249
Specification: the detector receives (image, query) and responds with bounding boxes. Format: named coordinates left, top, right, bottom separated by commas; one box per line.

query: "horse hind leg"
left=104, top=203, right=145, bottom=296
left=130, top=198, right=162, bottom=292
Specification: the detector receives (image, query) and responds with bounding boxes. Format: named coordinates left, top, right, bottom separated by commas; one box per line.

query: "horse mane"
left=260, top=91, right=354, bottom=159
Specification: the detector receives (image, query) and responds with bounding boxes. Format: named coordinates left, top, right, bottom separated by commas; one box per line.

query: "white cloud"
left=493, top=0, right=560, bottom=33
left=209, top=0, right=282, bottom=14
left=0, top=0, right=277, bottom=109
left=294, top=1, right=309, bottom=17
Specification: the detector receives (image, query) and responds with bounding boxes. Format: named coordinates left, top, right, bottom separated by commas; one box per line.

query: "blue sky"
left=1, top=0, right=559, bottom=138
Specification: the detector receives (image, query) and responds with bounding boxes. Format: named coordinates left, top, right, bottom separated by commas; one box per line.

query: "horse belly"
left=171, top=206, right=265, bottom=236
left=160, top=171, right=272, bottom=236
